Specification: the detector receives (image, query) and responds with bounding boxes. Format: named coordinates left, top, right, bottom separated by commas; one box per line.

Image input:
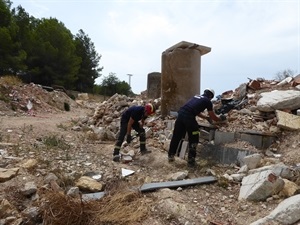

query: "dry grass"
left=42, top=183, right=150, bottom=225
left=4, top=186, right=27, bottom=211
left=0, top=75, right=23, bottom=86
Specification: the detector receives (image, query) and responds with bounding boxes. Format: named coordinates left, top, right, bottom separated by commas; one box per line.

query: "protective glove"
left=206, top=117, right=213, bottom=124
left=126, top=134, right=132, bottom=144
left=219, top=114, right=227, bottom=121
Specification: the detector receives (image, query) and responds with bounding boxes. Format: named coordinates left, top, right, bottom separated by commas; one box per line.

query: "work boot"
left=168, top=155, right=175, bottom=162
left=113, top=154, right=120, bottom=162
left=187, top=158, right=196, bottom=167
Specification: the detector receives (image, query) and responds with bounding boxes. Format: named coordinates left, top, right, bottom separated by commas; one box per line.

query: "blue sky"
left=11, top=0, right=300, bottom=96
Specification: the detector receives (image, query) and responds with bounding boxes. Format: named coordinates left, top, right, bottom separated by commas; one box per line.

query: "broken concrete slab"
left=257, top=90, right=300, bottom=112
left=139, top=176, right=217, bottom=192
left=250, top=194, right=300, bottom=225
left=248, top=163, right=294, bottom=180
left=239, top=170, right=284, bottom=201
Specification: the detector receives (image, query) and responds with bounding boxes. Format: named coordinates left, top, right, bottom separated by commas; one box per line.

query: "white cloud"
left=11, top=0, right=300, bottom=95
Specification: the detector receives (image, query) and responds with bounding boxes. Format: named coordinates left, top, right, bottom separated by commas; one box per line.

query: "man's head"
left=145, top=103, right=156, bottom=116
left=203, top=88, right=215, bottom=99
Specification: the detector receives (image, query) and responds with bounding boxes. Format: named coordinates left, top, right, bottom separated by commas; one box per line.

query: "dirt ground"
left=1, top=84, right=300, bottom=224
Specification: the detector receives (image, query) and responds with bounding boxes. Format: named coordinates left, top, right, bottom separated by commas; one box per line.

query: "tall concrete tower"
left=161, top=41, right=211, bottom=117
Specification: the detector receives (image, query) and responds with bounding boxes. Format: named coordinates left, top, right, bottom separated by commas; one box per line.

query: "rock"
left=67, top=187, right=80, bottom=198
left=21, top=182, right=37, bottom=196
left=75, top=176, right=103, bottom=192
left=257, top=90, right=300, bottom=112
left=279, top=179, right=299, bottom=198
left=0, top=168, right=19, bottom=182
left=276, top=110, right=300, bottom=131
left=21, top=159, right=38, bottom=169
left=242, top=153, right=262, bottom=169
left=239, top=170, right=284, bottom=201
left=250, top=194, right=300, bottom=225
left=167, top=171, right=188, bottom=181
left=44, top=173, right=58, bottom=184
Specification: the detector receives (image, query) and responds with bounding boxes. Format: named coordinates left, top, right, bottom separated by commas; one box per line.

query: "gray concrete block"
left=240, top=133, right=263, bottom=149
left=239, top=130, right=276, bottom=149
left=199, top=144, right=255, bottom=165
left=214, top=131, right=235, bottom=145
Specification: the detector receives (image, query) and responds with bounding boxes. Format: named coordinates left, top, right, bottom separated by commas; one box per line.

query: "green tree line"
left=0, top=0, right=133, bottom=96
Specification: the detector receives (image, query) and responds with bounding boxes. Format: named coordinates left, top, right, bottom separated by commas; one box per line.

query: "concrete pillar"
left=147, top=72, right=161, bottom=99
left=161, top=41, right=211, bottom=117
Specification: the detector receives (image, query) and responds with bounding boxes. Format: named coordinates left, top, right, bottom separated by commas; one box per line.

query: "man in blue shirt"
left=113, top=103, right=156, bottom=162
left=168, top=88, right=226, bottom=167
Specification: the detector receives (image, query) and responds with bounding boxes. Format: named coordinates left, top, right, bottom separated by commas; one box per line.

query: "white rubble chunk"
left=257, top=90, right=300, bottom=112
left=230, top=173, right=245, bottom=182
left=239, top=170, right=284, bottom=201
left=250, top=194, right=300, bottom=225
left=242, top=153, right=262, bottom=169
left=121, top=168, right=135, bottom=177
left=167, top=171, right=189, bottom=181
left=249, top=163, right=294, bottom=180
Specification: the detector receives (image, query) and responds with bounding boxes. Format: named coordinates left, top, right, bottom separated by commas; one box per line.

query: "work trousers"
left=168, top=109, right=199, bottom=160
left=113, top=118, right=146, bottom=155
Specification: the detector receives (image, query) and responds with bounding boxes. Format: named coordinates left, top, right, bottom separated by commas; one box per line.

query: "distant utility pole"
left=127, top=74, right=133, bottom=87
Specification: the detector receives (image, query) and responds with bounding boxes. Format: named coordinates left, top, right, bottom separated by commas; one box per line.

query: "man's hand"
left=206, top=117, right=213, bottom=124
left=219, top=114, right=227, bottom=121
left=126, top=134, right=132, bottom=144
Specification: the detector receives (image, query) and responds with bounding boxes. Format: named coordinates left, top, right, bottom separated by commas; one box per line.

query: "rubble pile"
left=1, top=75, right=300, bottom=225
left=73, top=76, right=300, bottom=148
left=214, top=75, right=300, bottom=134
left=0, top=82, right=78, bottom=115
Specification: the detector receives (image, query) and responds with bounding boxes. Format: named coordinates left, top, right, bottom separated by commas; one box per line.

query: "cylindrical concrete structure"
left=161, top=41, right=211, bottom=117
left=147, top=72, right=161, bottom=99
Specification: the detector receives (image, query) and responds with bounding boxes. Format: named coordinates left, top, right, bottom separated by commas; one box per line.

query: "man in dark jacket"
left=168, top=88, right=226, bottom=167
left=113, top=103, right=155, bottom=162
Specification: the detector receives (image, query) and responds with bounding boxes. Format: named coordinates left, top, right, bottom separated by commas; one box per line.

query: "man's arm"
left=207, top=110, right=224, bottom=122
left=127, top=117, right=134, bottom=135
left=198, top=113, right=207, bottom=119
left=140, top=118, right=145, bottom=127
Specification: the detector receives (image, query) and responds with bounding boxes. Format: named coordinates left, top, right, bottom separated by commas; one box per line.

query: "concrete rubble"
left=1, top=75, right=300, bottom=224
